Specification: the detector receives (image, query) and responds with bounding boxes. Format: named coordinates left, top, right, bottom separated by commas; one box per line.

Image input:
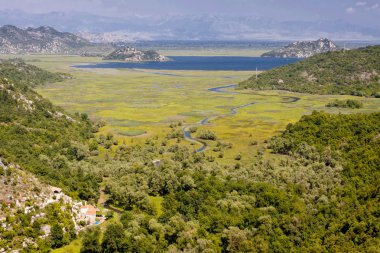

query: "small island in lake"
left=103, top=47, right=170, bottom=62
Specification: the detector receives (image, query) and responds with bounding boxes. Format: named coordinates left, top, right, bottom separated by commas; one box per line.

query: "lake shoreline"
left=73, top=56, right=301, bottom=71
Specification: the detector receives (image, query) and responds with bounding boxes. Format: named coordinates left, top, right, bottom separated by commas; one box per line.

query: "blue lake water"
left=74, top=56, right=301, bottom=71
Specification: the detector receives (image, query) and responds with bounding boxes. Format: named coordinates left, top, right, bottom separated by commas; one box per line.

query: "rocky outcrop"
left=261, top=38, right=339, bottom=58
left=103, top=47, right=170, bottom=62
left=0, top=25, right=111, bottom=54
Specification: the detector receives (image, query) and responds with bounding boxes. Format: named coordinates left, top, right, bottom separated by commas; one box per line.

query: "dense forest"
left=269, top=111, right=380, bottom=251
left=78, top=111, right=380, bottom=252
left=240, top=45, right=380, bottom=97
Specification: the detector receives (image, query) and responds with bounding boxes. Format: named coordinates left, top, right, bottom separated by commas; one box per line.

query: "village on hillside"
left=0, top=158, right=109, bottom=252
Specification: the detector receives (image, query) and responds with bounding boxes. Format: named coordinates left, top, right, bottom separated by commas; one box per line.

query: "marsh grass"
left=3, top=54, right=376, bottom=165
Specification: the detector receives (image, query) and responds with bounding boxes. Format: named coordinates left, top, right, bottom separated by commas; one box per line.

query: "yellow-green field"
left=52, top=239, right=81, bottom=253
left=3, top=54, right=380, bottom=164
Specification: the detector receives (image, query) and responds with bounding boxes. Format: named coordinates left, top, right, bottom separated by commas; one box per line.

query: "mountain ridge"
left=261, top=38, right=339, bottom=58
left=0, top=25, right=91, bottom=54
left=0, top=24, right=114, bottom=54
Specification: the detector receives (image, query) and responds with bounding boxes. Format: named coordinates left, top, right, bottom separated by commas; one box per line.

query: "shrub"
left=197, top=130, right=217, bottom=140
left=326, top=99, right=363, bottom=109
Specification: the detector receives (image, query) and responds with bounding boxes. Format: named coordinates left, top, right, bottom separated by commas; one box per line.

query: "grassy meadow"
left=3, top=54, right=379, bottom=165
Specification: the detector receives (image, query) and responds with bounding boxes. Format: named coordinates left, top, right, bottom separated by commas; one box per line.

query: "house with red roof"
left=80, top=205, right=97, bottom=224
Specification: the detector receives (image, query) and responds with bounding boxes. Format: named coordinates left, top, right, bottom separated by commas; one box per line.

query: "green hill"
left=0, top=58, right=66, bottom=87
left=240, top=45, right=380, bottom=97
left=0, top=59, right=99, bottom=199
left=269, top=111, right=380, bottom=250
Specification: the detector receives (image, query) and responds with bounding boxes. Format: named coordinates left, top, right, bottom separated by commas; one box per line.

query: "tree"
left=222, top=227, right=255, bottom=252
left=80, top=226, right=102, bottom=253
left=101, top=223, right=125, bottom=253
left=50, top=223, right=64, bottom=248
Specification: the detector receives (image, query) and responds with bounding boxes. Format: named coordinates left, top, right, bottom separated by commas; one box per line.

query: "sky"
left=0, top=0, right=379, bottom=40
left=0, top=0, right=379, bottom=24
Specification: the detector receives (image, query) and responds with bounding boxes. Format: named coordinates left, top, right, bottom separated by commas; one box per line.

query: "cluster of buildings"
left=0, top=160, right=105, bottom=252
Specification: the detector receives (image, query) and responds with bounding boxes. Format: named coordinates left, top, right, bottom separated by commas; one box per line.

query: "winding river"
left=182, top=84, right=301, bottom=152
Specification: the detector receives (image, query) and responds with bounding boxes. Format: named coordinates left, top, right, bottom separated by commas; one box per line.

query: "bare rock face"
left=0, top=25, right=92, bottom=54
left=261, top=38, right=339, bottom=58
left=103, top=47, right=170, bottom=62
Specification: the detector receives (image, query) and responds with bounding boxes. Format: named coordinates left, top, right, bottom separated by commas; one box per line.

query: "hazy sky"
left=0, top=0, right=379, bottom=27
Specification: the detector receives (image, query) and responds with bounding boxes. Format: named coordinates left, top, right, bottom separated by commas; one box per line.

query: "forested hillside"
left=78, top=111, right=380, bottom=252
left=0, top=59, right=67, bottom=87
left=269, top=111, right=380, bottom=251
left=0, top=59, right=99, bottom=200
left=240, top=45, right=380, bottom=97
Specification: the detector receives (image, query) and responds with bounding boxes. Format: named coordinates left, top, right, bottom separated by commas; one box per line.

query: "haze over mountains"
left=0, top=25, right=90, bottom=54
left=0, top=10, right=380, bottom=42
left=0, top=25, right=114, bottom=54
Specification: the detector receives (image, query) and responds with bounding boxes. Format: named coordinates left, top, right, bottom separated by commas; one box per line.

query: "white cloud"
left=365, top=3, right=379, bottom=10
left=345, top=7, right=356, bottom=13
left=356, top=1, right=367, bottom=6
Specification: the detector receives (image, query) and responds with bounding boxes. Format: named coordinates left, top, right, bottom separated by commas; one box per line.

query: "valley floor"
left=17, top=54, right=379, bottom=164
left=0, top=54, right=376, bottom=164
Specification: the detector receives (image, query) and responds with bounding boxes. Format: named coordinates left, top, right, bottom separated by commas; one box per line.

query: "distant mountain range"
left=0, top=25, right=91, bottom=54
left=0, top=25, right=114, bottom=54
left=261, top=38, right=339, bottom=58
left=0, top=10, right=380, bottom=42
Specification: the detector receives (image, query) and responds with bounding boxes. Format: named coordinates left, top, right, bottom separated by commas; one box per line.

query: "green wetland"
left=28, top=55, right=380, bottom=163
